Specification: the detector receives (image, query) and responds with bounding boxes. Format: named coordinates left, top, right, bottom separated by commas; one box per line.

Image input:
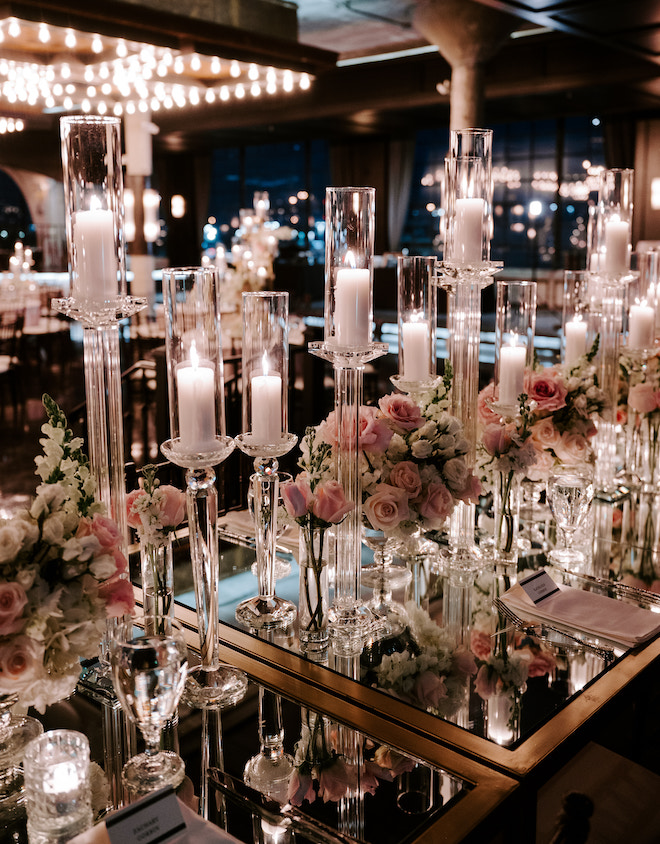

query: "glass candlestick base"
left=235, top=594, right=297, bottom=630
left=183, top=664, right=249, bottom=710
left=390, top=374, right=441, bottom=401
left=161, top=435, right=235, bottom=470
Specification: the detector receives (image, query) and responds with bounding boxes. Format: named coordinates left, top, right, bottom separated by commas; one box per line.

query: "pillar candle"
left=251, top=371, right=282, bottom=442
left=498, top=340, right=526, bottom=406
left=73, top=208, right=118, bottom=302
left=401, top=320, right=430, bottom=380
left=176, top=359, right=216, bottom=451
left=564, top=317, right=588, bottom=365
left=628, top=302, right=655, bottom=349
left=454, top=197, right=485, bottom=264
left=604, top=218, right=629, bottom=276
left=334, top=267, right=370, bottom=345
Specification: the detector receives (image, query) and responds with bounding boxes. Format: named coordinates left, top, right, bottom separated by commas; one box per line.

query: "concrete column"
left=413, top=0, right=517, bottom=130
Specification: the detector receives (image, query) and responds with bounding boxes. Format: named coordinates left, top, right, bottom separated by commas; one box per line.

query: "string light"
left=0, top=18, right=314, bottom=117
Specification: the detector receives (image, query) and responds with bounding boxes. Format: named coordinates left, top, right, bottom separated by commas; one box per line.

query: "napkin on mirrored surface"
left=218, top=508, right=299, bottom=554
left=500, top=581, right=660, bottom=649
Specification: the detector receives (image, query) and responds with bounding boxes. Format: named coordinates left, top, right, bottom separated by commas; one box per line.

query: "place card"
left=106, top=786, right=186, bottom=844
left=519, top=570, right=560, bottom=605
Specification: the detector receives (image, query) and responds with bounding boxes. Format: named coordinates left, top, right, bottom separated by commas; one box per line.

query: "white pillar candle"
left=628, top=302, right=656, bottom=349
left=73, top=208, right=118, bottom=302
left=454, top=197, right=485, bottom=264
left=401, top=320, right=430, bottom=380
left=334, top=267, right=370, bottom=346
left=498, top=340, right=527, bottom=406
left=604, top=218, right=629, bottom=276
left=251, top=371, right=282, bottom=442
left=176, top=357, right=216, bottom=451
left=564, top=317, right=588, bottom=365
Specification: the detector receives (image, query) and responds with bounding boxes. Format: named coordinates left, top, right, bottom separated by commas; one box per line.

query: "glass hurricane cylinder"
left=391, top=255, right=438, bottom=396
left=443, top=153, right=491, bottom=267
left=494, top=280, right=537, bottom=412
left=562, top=270, right=591, bottom=367
left=597, top=167, right=634, bottom=278
left=140, top=537, right=174, bottom=618
left=323, top=187, right=375, bottom=349
left=160, top=266, right=246, bottom=710
left=235, top=291, right=297, bottom=630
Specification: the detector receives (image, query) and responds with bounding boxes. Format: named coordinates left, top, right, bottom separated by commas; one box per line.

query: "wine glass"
left=546, top=466, right=594, bottom=571
left=110, top=614, right=188, bottom=795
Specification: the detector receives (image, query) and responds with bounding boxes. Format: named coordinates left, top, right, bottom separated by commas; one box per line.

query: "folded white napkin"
left=500, top=580, right=660, bottom=649
left=218, top=508, right=300, bottom=554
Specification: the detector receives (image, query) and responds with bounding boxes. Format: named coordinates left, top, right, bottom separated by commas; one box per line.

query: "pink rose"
left=78, top=514, right=123, bottom=549
left=553, top=432, right=592, bottom=464
left=372, top=746, right=416, bottom=779
left=126, top=489, right=144, bottom=530
left=628, top=382, right=659, bottom=414
left=318, top=757, right=352, bottom=803
left=474, top=664, right=500, bottom=699
left=388, top=461, right=422, bottom=498
left=525, top=368, right=568, bottom=413
left=453, top=646, right=478, bottom=676
left=530, top=418, right=561, bottom=451
left=470, top=629, right=493, bottom=661
left=617, top=405, right=628, bottom=426
left=417, top=481, right=454, bottom=529
left=526, top=649, right=557, bottom=678
left=524, top=447, right=556, bottom=482
left=363, top=485, right=409, bottom=531
left=455, top=473, right=482, bottom=504
left=481, top=423, right=512, bottom=457
left=359, top=406, right=393, bottom=452
left=282, top=476, right=314, bottom=519
left=97, top=576, right=135, bottom=618
left=158, top=485, right=186, bottom=527
left=288, top=768, right=315, bottom=806
left=414, top=670, right=447, bottom=708
left=378, top=393, right=424, bottom=431
left=477, top=382, right=501, bottom=427
left=0, top=582, right=27, bottom=636
left=0, top=635, right=43, bottom=692
left=312, top=480, right=353, bottom=525
left=360, top=764, right=380, bottom=795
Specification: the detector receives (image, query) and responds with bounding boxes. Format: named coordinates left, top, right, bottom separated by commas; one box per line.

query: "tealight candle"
left=498, top=337, right=526, bottom=406
left=628, top=301, right=655, bottom=350
left=334, top=265, right=370, bottom=346
left=401, top=319, right=430, bottom=381
left=251, top=355, right=282, bottom=442
left=73, top=207, right=118, bottom=302
left=564, top=316, right=588, bottom=365
left=604, top=217, right=629, bottom=276
left=176, top=345, right=216, bottom=451
left=454, top=197, right=485, bottom=264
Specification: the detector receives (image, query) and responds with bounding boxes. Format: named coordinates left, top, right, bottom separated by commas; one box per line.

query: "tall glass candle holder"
left=493, top=280, right=537, bottom=412
left=562, top=270, right=592, bottom=367
left=161, top=266, right=247, bottom=710
left=437, top=129, right=502, bottom=573
left=309, top=187, right=387, bottom=653
left=235, top=291, right=297, bottom=630
left=598, top=168, right=634, bottom=279
left=391, top=255, right=439, bottom=399
left=626, top=253, right=658, bottom=353
left=54, top=116, right=146, bottom=667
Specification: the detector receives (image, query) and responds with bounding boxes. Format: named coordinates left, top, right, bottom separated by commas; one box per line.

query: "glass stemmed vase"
left=546, top=465, right=595, bottom=571
left=110, top=614, right=188, bottom=796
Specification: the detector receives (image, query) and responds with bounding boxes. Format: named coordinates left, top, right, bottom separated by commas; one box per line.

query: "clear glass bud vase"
left=140, top=537, right=174, bottom=618
left=493, top=469, right=521, bottom=572
left=298, top=527, right=330, bottom=659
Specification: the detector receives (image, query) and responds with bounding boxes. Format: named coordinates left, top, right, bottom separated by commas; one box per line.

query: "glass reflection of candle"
left=251, top=352, right=282, bottom=442
left=486, top=694, right=515, bottom=746
left=176, top=341, right=216, bottom=451
left=498, top=333, right=526, bottom=406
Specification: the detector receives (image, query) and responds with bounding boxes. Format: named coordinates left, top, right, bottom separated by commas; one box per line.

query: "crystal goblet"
left=546, top=465, right=594, bottom=570
left=110, top=614, right=188, bottom=795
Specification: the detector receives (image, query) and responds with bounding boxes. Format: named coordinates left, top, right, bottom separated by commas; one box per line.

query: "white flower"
left=41, top=513, right=66, bottom=545
left=0, top=521, right=32, bottom=562
left=411, top=439, right=433, bottom=459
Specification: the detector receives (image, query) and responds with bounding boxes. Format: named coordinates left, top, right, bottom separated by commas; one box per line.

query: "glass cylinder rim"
left=24, top=728, right=89, bottom=761
left=326, top=185, right=376, bottom=194
left=161, top=265, right=216, bottom=276
left=242, top=290, right=288, bottom=300
left=60, top=115, right=121, bottom=126
left=498, top=279, right=537, bottom=289
left=602, top=167, right=634, bottom=175
left=450, top=127, right=493, bottom=136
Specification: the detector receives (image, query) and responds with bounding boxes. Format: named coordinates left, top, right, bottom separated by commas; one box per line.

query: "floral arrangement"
left=477, top=341, right=607, bottom=485
left=126, top=464, right=187, bottom=547
left=363, top=602, right=476, bottom=718
left=288, top=709, right=357, bottom=805
left=0, top=396, right=134, bottom=712
left=308, top=374, right=480, bottom=540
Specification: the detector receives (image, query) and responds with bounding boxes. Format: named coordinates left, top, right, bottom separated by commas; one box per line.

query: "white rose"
left=41, top=513, right=65, bottom=545
left=0, top=523, right=28, bottom=562
left=412, top=439, right=433, bottom=459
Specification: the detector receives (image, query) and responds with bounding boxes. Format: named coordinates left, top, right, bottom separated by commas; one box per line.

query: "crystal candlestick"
left=161, top=266, right=247, bottom=709
left=310, top=186, right=387, bottom=653
left=235, top=291, right=297, bottom=630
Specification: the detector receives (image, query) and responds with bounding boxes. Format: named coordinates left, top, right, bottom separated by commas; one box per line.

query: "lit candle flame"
left=344, top=249, right=356, bottom=269
left=262, top=350, right=270, bottom=376
left=190, top=340, right=199, bottom=368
